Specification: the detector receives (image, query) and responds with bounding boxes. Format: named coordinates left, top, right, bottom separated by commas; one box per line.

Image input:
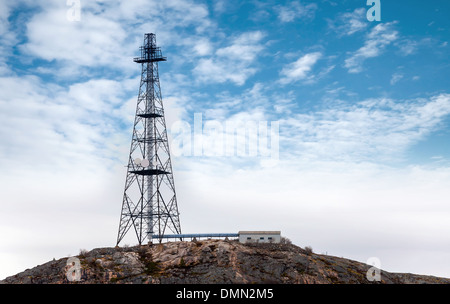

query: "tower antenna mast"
left=116, top=33, right=181, bottom=245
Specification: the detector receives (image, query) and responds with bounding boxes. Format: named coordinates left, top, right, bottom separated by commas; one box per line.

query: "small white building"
left=238, top=231, right=281, bottom=244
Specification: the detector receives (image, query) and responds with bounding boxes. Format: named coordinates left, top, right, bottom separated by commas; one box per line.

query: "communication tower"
left=116, top=33, right=182, bottom=245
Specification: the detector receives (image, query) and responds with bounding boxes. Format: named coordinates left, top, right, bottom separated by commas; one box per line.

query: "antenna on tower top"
left=116, top=33, right=181, bottom=246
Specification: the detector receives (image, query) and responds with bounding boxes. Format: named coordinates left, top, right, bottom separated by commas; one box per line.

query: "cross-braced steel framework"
left=116, top=33, right=181, bottom=245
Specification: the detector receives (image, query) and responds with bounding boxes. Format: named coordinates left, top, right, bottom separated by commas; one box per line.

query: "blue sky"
left=0, top=0, right=450, bottom=279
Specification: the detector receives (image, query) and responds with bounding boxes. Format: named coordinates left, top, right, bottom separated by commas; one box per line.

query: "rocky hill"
left=1, top=239, right=449, bottom=284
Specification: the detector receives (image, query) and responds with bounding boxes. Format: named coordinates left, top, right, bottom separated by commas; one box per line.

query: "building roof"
left=238, top=231, right=281, bottom=235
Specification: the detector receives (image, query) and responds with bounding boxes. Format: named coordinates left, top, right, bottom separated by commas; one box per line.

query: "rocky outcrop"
left=2, top=239, right=449, bottom=284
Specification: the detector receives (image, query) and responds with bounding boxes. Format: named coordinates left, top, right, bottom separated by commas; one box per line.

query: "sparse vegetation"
left=143, top=260, right=160, bottom=275
left=109, top=277, right=120, bottom=283
left=280, top=237, right=292, bottom=245
left=78, top=249, right=88, bottom=258
left=177, top=257, right=187, bottom=268
left=137, top=247, right=160, bottom=275
left=179, top=257, right=186, bottom=267
left=305, top=246, right=313, bottom=256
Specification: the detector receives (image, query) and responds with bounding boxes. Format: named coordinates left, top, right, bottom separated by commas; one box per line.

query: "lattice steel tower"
left=116, top=33, right=181, bottom=245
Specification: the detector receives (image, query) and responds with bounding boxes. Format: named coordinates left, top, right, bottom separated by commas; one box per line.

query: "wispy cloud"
left=345, top=22, right=399, bottom=73
left=328, top=8, right=368, bottom=36
left=274, top=1, right=318, bottom=23
left=0, top=0, right=18, bottom=74
left=0, top=75, right=135, bottom=173
left=395, top=39, right=419, bottom=56
left=390, top=72, right=404, bottom=85
left=279, top=52, right=322, bottom=84
left=193, top=31, right=266, bottom=85
left=394, top=37, right=439, bottom=57
left=281, top=93, right=450, bottom=162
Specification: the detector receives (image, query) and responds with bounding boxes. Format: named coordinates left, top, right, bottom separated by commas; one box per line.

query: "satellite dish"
left=141, top=159, right=149, bottom=167
left=134, top=158, right=142, bottom=165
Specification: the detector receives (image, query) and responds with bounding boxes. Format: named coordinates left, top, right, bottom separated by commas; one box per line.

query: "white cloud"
left=345, top=22, right=399, bottom=73
left=280, top=93, right=450, bottom=162
left=194, top=58, right=256, bottom=86
left=192, top=39, right=213, bottom=56
left=21, top=3, right=129, bottom=70
left=19, top=0, right=214, bottom=76
left=0, top=75, right=136, bottom=174
left=193, top=31, right=266, bottom=85
left=328, top=8, right=368, bottom=36
left=390, top=72, right=404, bottom=85
left=395, top=37, right=440, bottom=57
left=279, top=52, right=322, bottom=84
left=396, top=39, right=418, bottom=56
left=0, top=0, right=18, bottom=74
left=275, top=1, right=318, bottom=23
left=212, top=0, right=228, bottom=14
left=216, top=31, right=265, bottom=61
